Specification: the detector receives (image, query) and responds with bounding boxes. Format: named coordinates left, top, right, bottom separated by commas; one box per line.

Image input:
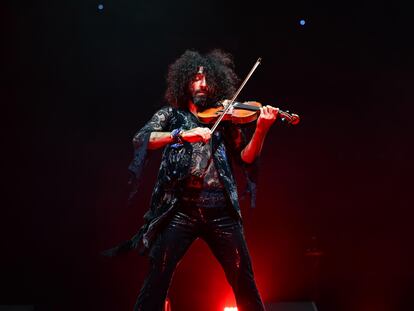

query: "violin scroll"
left=278, top=109, right=300, bottom=125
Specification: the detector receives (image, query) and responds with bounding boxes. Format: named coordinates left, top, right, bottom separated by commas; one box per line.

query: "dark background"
left=2, top=0, right=413, bottom=310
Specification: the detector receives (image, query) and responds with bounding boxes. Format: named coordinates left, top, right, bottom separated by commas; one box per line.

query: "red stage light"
left=164, top=298, right=171, bottom=311
left=224, top=307, right=238, bottom=311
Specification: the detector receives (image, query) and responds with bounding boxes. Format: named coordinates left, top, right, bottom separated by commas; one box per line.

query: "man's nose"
left=199, top=77, right=207, bottom=87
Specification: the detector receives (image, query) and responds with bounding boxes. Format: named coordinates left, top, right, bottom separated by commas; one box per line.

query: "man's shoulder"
left=156, top=104, right=174, bottom=113
left=154, top=104, right=194, bottom=127
left=156, top=105, right=190, bottom=116
left=151, top=105, right=177, bottom=121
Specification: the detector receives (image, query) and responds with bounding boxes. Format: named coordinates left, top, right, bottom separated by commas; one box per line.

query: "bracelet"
left=170, top=128, right=184, bottom=146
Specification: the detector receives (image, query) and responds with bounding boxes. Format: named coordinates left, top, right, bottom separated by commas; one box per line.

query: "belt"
left=180, top=188, right=228, bottom=208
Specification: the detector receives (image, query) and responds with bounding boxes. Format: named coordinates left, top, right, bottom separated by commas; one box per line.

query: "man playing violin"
left=104, top=49, right=278, bottom=311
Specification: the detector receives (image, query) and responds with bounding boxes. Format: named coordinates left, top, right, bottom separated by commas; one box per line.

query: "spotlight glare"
left=98, top=4, right=104, bottom=10
left=224, top=308, right=238, bottom=311
left=299, top=19, right=306, bottom=26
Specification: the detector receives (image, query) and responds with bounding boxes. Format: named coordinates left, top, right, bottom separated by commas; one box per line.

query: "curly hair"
left=164, top=49, right=240, bottom=108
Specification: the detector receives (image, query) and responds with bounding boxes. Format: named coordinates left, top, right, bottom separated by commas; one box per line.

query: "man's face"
left=189, top=66, right=210, bottom=108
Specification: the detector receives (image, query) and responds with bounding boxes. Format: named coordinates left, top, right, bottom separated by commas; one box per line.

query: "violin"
left=197, top=101, right=300, bottom=126
left=202, top=57, right=300, bottom=133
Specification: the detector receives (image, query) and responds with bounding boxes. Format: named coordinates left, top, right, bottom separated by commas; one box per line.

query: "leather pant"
left=134, top=204, right=265, bottom=311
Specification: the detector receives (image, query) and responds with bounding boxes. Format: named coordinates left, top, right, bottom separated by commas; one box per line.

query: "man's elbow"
left=240, top=150, right=255, bottom=164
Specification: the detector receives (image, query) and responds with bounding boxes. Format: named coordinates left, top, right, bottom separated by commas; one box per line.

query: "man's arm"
left=241, top=106, right=278, bottom=164
left=147, top=127, right=212, bottom=150
left=147, top=132, right=174, bottom=150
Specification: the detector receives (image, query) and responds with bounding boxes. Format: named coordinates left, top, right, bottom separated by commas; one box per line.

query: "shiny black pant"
left=134, top=204, right=265, bottom=311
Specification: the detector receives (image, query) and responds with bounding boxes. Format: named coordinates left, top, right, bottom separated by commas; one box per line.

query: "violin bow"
left=210, top=57, right=262, bottom=134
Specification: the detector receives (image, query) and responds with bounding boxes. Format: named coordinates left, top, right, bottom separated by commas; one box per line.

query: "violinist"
left=104, top=49, right=278, bottom=311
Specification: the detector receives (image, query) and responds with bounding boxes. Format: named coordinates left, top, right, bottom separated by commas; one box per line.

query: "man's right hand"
left=181, top=127, right=211, bottom=144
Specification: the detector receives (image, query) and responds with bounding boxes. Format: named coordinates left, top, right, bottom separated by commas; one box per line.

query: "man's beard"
left=193, top=94, right=213, bottom=109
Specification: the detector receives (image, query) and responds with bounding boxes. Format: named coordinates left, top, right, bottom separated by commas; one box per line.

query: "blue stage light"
left=98, top=4, right=104, bottom=10
left=299, top=19, right=306, bottom=26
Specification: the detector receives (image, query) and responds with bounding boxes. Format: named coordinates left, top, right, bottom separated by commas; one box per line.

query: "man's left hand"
left=256, top=105, right=279, bottom=133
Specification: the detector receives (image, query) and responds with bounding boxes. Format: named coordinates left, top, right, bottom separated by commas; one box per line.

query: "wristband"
left=170, top=128, right=184, bottom=147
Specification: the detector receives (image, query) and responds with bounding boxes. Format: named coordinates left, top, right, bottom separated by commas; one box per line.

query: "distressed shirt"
left=103, top=105, right=258, bottom=257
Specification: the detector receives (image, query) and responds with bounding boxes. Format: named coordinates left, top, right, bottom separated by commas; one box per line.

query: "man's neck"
left=188, top=101, right=199, bottom=116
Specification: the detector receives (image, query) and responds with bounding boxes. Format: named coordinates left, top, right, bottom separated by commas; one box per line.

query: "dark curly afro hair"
left=164, top=49, right=240, bottom=109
